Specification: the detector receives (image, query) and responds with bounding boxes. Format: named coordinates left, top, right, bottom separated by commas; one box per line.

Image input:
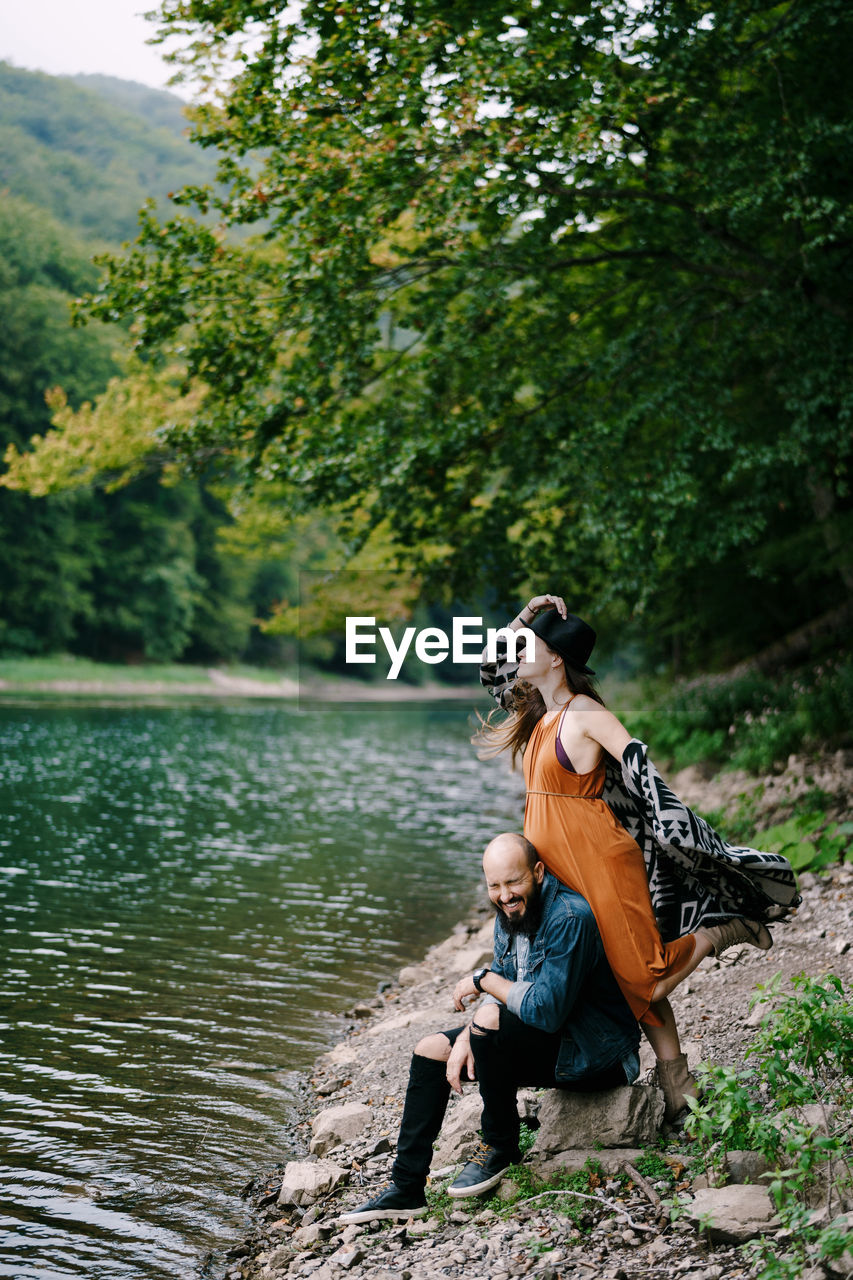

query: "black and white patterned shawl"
left=481, top=646, right=800, bottom=942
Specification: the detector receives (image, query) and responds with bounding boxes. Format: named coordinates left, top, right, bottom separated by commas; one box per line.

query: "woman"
left=477, top=593, right=799, bottom=1121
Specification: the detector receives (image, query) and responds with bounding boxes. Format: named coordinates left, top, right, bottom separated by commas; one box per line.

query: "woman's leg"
left=650, top=932, right=713, bottom=1003
left=641, top=997, right=683, bottom=1060
left=641, top=998, right=700, bottom=1123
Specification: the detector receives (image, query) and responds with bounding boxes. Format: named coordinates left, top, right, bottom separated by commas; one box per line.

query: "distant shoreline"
left=0, top=669, right=480, bottom=704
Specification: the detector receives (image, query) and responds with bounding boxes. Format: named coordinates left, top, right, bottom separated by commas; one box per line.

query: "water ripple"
left=0, top=700, right=519, bottom=1279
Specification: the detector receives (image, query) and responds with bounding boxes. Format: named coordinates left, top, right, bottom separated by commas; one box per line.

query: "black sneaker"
left=338, top=1182, right=427, bottom=1224
left=446, top=1140, right=519, bottom=1198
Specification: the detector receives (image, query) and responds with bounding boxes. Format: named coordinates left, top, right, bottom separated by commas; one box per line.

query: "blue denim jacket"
left=491, top=872, right=640, bottom=1083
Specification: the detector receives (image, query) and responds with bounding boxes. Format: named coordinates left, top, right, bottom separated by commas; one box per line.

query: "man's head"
left=483, top=833, right=545, bottom=937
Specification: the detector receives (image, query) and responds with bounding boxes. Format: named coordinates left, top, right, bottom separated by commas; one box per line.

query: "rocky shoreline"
left=221, top=842, right=852, bottom=1280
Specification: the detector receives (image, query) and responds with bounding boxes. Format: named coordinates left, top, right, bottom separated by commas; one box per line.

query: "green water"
left=0, top=700, right=519, bottom=1279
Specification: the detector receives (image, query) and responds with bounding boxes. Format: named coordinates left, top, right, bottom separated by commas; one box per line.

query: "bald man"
left=340, top=833, right=640, bottom=1223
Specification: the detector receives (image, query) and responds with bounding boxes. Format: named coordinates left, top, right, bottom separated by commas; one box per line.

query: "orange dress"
left=523, top=709, right=696, bottom=1026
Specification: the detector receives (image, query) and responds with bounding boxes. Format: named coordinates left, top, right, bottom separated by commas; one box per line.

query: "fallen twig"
left=512, top=1187, right=655, bottom=1233
left=621, top=1160, right=662, bottom=1209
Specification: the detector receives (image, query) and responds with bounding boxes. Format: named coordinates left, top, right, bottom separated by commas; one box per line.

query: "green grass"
left=0, top=654, right=298, bottom=687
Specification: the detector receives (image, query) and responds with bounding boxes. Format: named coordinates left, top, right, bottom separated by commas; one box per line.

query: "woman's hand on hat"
left=525, top=594, right=567, bottom=619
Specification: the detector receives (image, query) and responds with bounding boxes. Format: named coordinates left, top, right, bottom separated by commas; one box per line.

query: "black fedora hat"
left=526, top=611, right=596, bottom=675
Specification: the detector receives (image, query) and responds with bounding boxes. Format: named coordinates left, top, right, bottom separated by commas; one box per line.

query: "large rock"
left=822, top=1211, right=853, bottom=1278
left=277, top=1159, right=349, bottom=1207
left=431, top=1093, right=483, bottom=1169
left=685, top=1185, right=777, bottom=1243
left=449, top=942, right=495, bottom=975
left=725, top=1149, right=773, bottom=1184
left=309, top=1102, right=372, bottom=1156
left=530, top=1086, right=664, bottom=1154
left=430, top=1089, right=540, bottom=1170
left=530, top=1147, right=645, bottom=1178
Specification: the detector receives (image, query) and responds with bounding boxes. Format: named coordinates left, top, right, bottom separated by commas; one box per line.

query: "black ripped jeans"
left=391, top=1006, right=627, bottom=1194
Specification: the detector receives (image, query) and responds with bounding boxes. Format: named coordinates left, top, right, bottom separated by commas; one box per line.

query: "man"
left=339, top=832, right=640, bottom=1223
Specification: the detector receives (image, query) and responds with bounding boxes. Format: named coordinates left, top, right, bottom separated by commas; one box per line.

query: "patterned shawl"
left=481, top=649, right=800, bottom=942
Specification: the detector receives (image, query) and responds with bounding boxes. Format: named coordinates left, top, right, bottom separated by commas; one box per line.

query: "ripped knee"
left=470, top=1003, right=500, bottom=1036
left=414, top=1032, right=453, bottom=1061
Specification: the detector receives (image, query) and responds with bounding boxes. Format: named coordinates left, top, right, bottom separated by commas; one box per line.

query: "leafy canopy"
left=47, top=1, right=853, bottom=646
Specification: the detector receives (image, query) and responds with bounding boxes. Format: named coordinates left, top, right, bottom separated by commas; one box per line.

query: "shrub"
left=626, top=659, right=853, bottom=773
left=683, top=974, right=853, bottom=1279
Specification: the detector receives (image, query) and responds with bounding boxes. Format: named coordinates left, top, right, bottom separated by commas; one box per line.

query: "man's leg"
left=448, top=1007, right=627, bottom=1198
left=390, top=1032, right=456, bottom=1193
left=340, top=1028, right=465, bottom=1222
left=469, top=1004, right=560, bottom=1157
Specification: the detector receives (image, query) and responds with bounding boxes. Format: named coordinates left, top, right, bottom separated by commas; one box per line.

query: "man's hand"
left=446, top=1030, right=475, bottom=1094
left=452, top=975, right=478, bottom=1011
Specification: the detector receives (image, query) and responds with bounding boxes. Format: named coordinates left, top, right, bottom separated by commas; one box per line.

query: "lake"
left=0, top=699, right=520, bottom=1279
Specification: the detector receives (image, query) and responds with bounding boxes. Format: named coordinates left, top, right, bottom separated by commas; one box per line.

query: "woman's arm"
left=480, top=594, right=568, bottom=707
left=570, top=699, right=633, bottom=761
left=512, top=593, right=568, bottom=630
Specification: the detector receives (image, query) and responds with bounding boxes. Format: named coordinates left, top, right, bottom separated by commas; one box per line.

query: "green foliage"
left=0, top=160, right=274, bottom=665
left=498, top=1157, right=605, bottom=1225
left=518, top=1120, right=537, bottom=1156
left=71, top=0, right=853, bottom=669
left=633, top=1151, right=674, bottom=1185
left=628, top=660, right=853, bottom=772
left=755, top=814, right=851, bottom=873
left=684, top=974, right=853, bottom=1279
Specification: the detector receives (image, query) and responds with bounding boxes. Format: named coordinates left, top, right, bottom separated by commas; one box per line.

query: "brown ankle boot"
left=696, top=917, right=772, bottom=957
left=656, top=1053, right=700, bottom=1125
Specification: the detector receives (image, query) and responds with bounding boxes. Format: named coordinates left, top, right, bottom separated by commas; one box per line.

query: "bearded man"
left=339, top=832, right=640, bottom=1222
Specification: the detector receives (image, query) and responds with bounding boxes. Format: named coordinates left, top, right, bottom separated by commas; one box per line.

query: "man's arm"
left=453, top=971, right=513, bottom=1010
left=445, top=1025, right=475, bottom=1095
left=453, top=906, right=600, bottom=1034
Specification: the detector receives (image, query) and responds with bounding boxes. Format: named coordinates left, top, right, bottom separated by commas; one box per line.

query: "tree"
left=0, top=194, right=254, bottom=661
left=22, top=1, right=853, bottom=664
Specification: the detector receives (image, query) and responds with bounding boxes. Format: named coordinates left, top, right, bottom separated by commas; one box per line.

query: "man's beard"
left=494, top=883, right=544, bottom=938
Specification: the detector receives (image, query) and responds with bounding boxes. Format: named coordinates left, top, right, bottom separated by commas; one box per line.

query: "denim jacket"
left=490, top=872, right=640, bottom=1083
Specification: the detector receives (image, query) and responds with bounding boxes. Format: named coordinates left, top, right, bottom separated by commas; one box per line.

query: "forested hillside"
left=0, top=63, right=216, bottom=243
left=0, top=65, right=293, bottom=664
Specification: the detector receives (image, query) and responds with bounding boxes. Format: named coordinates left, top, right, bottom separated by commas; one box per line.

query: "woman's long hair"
left=473, top=663, right=604, bottom=770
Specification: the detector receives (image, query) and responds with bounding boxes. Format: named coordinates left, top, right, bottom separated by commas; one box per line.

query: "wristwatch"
left=472, top=967, right=490, bottom=993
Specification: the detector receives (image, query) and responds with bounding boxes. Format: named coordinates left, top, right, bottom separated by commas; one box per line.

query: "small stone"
left=278, top=1159, right=349, bottom=1207
left=725, top=1149, right=772, bottom=1183
left=340, top=1224, right=362, bottom=1244
left=686, top=1184, right=776, bottom=1243
left=309, top=1103, right=372, bottom=1157
left=449, top=1210, right=471, bottom=1223
left=351, top=1003, right=373, bottom=1018
left=834, top=938, right=850, bottom=955
left=292, top=1224, right=328, bottom=1248
left=331, top=1245, right=365, bottom=1268
left=408, top=1216, right=441, bottom=1236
